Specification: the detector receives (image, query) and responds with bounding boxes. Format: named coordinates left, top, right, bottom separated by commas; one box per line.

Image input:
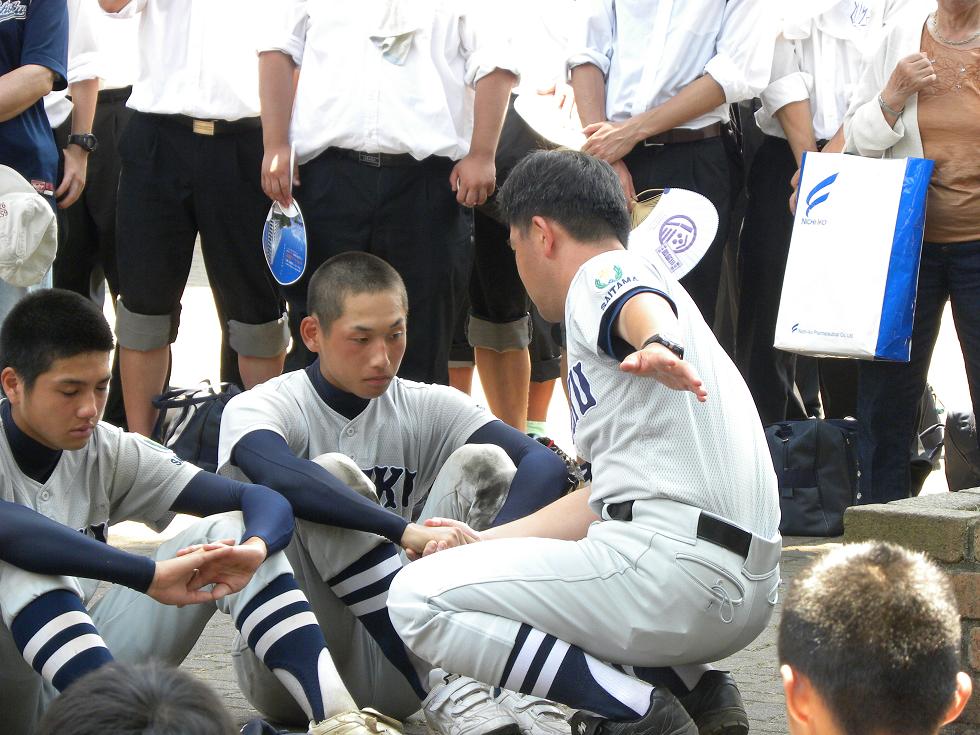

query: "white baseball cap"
left=0, top=165, right=57, bottom=287
left=628, top=187, right=719, bottom=280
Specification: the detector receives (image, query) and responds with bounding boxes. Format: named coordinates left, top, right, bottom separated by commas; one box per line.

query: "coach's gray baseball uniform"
left=389, top=249, right=782, bottom=690
left=0, top=418, right=293, bottom=733
left=219, top=371, right=517, bottom=720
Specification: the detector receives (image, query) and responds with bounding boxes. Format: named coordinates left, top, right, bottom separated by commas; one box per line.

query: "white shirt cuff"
left=760, top=72, right=812, bottom=117
left=566, top=49, right=610, bottom=78
left=704, top=53, right=761, bottom=104
left=846, top=100, right=906, bottom=155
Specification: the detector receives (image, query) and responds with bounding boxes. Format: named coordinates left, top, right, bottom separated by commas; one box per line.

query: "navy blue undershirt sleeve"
left=231, top=430, right=409, bottom=545
left=598, top=286, right=678, bottom=361
left=466, top=420, right=568, bottom=526
left=0, top=499, right=156, bottom=592
left=170, top=472, right=294, bottom=555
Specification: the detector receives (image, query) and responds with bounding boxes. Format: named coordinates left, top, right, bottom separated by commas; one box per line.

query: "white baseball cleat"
left=422, top=673, right=520, bottom=735
left=494, top=689, right=572, bottom=735
left=310, top=709, right=404, bottom=735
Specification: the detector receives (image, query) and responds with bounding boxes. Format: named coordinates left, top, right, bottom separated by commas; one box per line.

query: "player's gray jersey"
left=218, top=370, right=494, bottom=520
left=566, top=250, right=780, bottom=538
left=0, top=410, right=200, bottom=600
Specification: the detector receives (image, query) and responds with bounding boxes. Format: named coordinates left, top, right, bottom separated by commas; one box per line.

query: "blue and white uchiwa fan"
left=261, top=145, right=307, bottom=286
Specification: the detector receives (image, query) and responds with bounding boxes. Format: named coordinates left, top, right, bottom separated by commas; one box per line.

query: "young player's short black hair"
left=498, top=150, right=632, bottom=248
left=307, top=252, right=409, bottom=328
left=778, top=542, right=961, bottom=735
left=36, top=662, right=237, bottom=735
left=0, top=289, right=114, bottom=390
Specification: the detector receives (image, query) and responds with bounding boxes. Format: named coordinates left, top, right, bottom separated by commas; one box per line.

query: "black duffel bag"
left=151, top=381, right=242, bottom=473
left=765, top=418, right=860, bottom=537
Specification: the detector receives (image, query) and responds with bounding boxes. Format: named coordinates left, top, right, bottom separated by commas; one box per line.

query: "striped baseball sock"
left=236, top=573, right=355, bottom=722
left=328, top=543, right=428, bottom=698
left=10, top=589, right=113, bottom=692
left=500, top=624, right=651, bottom=720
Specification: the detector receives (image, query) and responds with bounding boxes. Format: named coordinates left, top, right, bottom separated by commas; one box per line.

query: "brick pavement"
left=113, top=534, right=836, bottom=734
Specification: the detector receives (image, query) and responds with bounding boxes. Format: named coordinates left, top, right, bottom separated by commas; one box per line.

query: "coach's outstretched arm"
left=0, top=499, right=239, bottom=605
left=232, top=430, right=475, bottom=555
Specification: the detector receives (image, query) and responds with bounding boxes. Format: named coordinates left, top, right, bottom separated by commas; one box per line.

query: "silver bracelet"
left=877, top=93, right=905, bottom=117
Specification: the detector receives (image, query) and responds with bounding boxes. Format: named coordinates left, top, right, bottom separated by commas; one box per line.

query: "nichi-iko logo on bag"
left=800, top=173, right=839, bottom=226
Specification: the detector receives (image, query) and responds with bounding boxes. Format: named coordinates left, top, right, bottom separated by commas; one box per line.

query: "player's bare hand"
left=191, top=537, right=268, bottom=601
left=537, top=80, right=577, bottom=119
left=620, top=344, right=708, bottom=402
left=401, top=521, right=477, bottom=560
left=582, top=120, right=638, bottom=164
left=176, top=538, right=235, bottom=556
left=262, top=142, right=299, bottom=208
left=789, top=168, right=801, bottom=215
left=882, top=52, right=936, bottom=113
left=147, top=546, right=236, bottom=607
left=450, top=153, right=496, bottom=207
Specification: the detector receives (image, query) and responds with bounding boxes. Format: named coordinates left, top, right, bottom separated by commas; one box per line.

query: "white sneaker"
left=310, top=709, right=404, bottom=735
left=422, top=673, right=520, bottom=735
left=494, top=690, right=571, bottom=735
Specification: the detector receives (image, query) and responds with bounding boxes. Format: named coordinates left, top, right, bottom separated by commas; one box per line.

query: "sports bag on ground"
left=765, top=418, right=859, bottom=537
left=151, top=382, right=242, bottom=473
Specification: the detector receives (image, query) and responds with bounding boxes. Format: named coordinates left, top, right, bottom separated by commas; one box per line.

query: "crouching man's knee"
left=386, top=562, right=444, bottom=665
left=424, top=444, right=515, bottom=531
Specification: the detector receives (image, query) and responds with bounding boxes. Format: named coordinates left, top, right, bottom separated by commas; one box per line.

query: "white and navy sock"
left=328, top=543, right=427, bottom=698
left=500, top=624, right=651, bottom=720
left=10, top=589, right=113, bottom=692
left=237, top=573, right=354, bottom=722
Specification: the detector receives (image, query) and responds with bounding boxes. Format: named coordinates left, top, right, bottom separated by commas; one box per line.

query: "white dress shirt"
left=45, top=0, right=101, bottom=127
left=104, top=0, right=263, bottom=120
left=262, top=0, right=516, bottom=164
left=757, top=0, right=927, bottom=141
left=567, top=0, right=777, bottom=129
left=509, top=0, right=571, bottom=95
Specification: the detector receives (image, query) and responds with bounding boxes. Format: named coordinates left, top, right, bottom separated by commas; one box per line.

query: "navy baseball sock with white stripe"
left=328, top=543, right=428, bottom=698
left=500, top=624, right=652, bottom=720
left=10, top=589, right=113, bottom=692
left=237, top=573, right=354, bottom=722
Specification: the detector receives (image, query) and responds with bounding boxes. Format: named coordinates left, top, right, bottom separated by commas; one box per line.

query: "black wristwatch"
left=67, top=133, right=98, bottom=153
left=641, top=333, right=685, bottom=360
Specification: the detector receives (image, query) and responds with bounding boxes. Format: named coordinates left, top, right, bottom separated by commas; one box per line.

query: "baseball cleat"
left=309, top=709, right=404, bottom=735
left=423, top=673, right=520, bottom=735
left=494, top=689, right=571, bottom=735
left=533, top=436, right=587, bottom=494
left=677, top=671, right=748, bottom=735
left=568, top=689, right=697, bottom=735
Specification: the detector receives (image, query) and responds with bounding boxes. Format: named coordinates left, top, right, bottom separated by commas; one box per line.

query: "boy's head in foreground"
left=779, top=542, right=972, bottom=735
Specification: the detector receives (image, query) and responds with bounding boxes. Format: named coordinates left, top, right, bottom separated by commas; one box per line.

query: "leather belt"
left=327, top=147, right=425, bottom=168
left=147, top=113, right=262, bottom=136
left=641, top=122, right=723, bottom=147
left=605, top=500, right=752, bottom=560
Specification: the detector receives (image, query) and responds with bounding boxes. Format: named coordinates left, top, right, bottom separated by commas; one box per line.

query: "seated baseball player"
left=778, top=542, right=972, bottom=735
left=386, top=150, right=783, bottom=735
left=217, top=252, right=576, bottom=734
left=0, top=289, right=402, bottom=735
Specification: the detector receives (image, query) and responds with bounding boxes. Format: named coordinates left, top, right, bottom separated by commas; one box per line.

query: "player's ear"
left=941, top=672, right=973, bottom=726
left=1, top=367, right=25, bottom=404
left=300, top=315, right=324, bottom=353
left=781, top=664, right=815, bottom=734
left=531, top=216, right=559, bottom=258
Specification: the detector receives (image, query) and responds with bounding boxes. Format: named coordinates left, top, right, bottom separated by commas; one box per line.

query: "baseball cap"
left=262, top=199, right=308, bottom=286
left=627, top=187, right=719, bottom=280
left=0, top=165, right=58, bottom=288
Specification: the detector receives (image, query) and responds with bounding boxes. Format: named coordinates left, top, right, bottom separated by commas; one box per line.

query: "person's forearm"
left=68, top=78, right=99, bottom=136
left=570, top=63, right=607, bottom=127
left=614, top=291, right=680, bottom=349
left=821, top=125, right=846, bottom=154
left=259, top=51, right=298, bottom=149
left=0, top=65, right=56, bottom=123
left=629, top=74, right=727, bottom=141
left=481, top=487, right=598, bottom=541
left=468, top=69, right=517, bottom=158
left=773, top=99, right=818, bottom=166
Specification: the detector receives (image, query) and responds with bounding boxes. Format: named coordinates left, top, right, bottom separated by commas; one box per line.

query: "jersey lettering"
left=567, top=362, right=597, bottom=437
left=364, top=466, right=418, bottom=510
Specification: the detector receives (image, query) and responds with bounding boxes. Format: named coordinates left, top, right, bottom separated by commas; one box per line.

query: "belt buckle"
left=192, top=119, right=216, bottom=136
left=642, top=137, right=665, bottom=148
left=358, top=152, right=382, bottom=168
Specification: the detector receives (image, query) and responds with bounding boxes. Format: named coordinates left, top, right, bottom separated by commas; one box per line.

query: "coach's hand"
left=621, top=344, right=708, bottom=402
left=450, top=152, right=496, bottom=207
left=401, top=520, right=479, bottom=560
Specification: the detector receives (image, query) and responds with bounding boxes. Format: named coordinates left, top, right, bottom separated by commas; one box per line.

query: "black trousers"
left=623, top=136, right=734, bottom=330
left=735, top=135, right=856, bottom=424
left=288, top=150, right=474, bottom=386
left=53, top=87, right=133, bottom=427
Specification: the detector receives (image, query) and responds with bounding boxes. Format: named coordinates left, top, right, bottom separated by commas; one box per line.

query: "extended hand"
left=582, top=120, right=638, bottom=164
left=450, top=153, right=496, bottom=207
left=401, top=519, right=479, bottom=560
left=620, top=344, right=708, bottom=402
left=262, top=142, right=299, bottom=208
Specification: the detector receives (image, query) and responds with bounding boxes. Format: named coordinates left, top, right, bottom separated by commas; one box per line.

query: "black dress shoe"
left=569, top=689, right=697, bottom=735
left=677, top=671, right=748, bottom=735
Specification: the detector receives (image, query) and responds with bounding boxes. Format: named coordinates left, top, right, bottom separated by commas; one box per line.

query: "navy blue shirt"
left=0, top=0, right=68, bottom=191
